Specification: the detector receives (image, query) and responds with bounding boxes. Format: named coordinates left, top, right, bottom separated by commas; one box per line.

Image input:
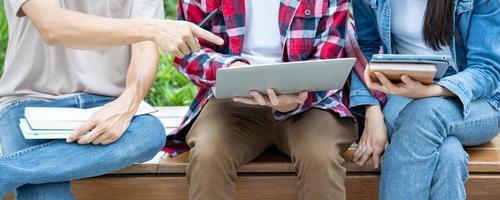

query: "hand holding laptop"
left=229, top=61, right=309, bottom=112
left=234, top=89, right=308, bottom=113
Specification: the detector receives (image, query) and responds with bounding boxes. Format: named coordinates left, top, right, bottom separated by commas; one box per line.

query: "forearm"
left=424, top=84, right=456, bottom=98
left=119, top=41, right=160, bottom=112
left=173, top=50, right=247, bottom=88
left=22, top=0, right=159, bottom=49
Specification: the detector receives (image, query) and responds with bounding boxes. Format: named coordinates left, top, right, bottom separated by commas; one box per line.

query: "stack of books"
left=19, top=101, right=158, bottom=139
left=368, top=54, right=451, bottom=84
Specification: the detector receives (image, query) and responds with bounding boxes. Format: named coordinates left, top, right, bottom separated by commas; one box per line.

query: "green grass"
left=0, top=0, right=196, bottom=106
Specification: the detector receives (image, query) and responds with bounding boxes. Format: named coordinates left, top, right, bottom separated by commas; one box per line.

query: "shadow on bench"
left=4, top=107, right=500, bottom=200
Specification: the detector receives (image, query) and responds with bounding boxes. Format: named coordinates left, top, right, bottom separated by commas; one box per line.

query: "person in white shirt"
left=0, top=0, right=223, bottom=199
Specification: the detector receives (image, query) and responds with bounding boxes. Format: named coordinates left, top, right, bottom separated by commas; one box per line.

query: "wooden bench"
left=4, top=107, right=500, bottom=200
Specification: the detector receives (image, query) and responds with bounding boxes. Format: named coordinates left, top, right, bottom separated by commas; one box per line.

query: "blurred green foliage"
left=149, top=0, right=197, bottom=106
left=0, top=2, right=7, bottom=75
left=146, top=55, right=197, bottom=106
left=164, top=0, right=178, bottom=19
left=0, top=0, right=197, bottom=106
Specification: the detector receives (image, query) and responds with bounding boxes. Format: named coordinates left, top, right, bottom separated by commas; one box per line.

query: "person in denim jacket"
left=350, top=0, right=499, bottom=199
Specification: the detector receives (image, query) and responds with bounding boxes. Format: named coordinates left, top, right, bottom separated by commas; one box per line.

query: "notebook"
left=369, top=62, right=437, bottom=84
left=20, top=101, right=158, bottom=139
left=24, top=101, right=157, bottom=130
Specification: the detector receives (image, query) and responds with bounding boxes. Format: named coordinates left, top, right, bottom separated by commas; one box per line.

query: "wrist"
left=365, top=104, right=383, bottom=120
left=427, top=84, right=454, bottom=97
left=117, top=89, right=143, bottom=114
left=137, top=19, right=162, bottom=42
left=230, top=61, right=249, bottom=68
left=277, top=103, right=300, bottom=113
left=365, top=104, right=382, bottom=114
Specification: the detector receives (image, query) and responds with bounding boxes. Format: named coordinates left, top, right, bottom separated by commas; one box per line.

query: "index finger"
left=364, top=66, right=376, bottom=88
left=67, top=121, right=95, bottom=143
left=375, top=72, right=398, bottom=92
left=296, top=91, right=308, bottom=103
left=267, top=88, right=280, bottom=106
left=190, top=24, right=224, bottom=45
left=401, top=75, right=417, bottom=85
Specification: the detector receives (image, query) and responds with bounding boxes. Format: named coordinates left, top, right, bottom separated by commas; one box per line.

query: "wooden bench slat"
left=5, top=175, right=500, bottom=200
left=467, top=136, right=500, bottom=150
left=113, top=152, right=165, bottom=174
left=159, top=118, right=183, bottom=128
left=51, top=174, right=500, bottom=200
left=152, top=107, right=189, bottom=118
left=468, top=150, right=500, bottom=173
left=114, top=135, right=500, bottom=175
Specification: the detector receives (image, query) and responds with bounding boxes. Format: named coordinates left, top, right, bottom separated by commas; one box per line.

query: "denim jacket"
left=350, top=0, right=500, bottom=117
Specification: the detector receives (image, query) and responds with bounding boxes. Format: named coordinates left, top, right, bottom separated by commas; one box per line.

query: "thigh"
left=186, top=99, right=275, bottom=163
left=277, top=109, right=358, bottom=159
left=382, top=95, right=412, bottom=137
left=396, top=97, right=499, bottom=146
left=0, top=94, right=116, bottom=155
left=0, top=100, right=57, bottom=154
left=448, top=99, right=500, bottom=146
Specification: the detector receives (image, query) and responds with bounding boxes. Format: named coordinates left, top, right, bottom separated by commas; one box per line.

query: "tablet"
left=371, top=54, right=451, bottom=80
left=214, top=58, right=356, bottom=99
left=371, top=54, right=451, bottom=63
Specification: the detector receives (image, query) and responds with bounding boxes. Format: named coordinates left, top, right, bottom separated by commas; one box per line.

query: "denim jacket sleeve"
left=350, top=0, right=383, bottom=116
left=437, top=0, right=500, bottom=117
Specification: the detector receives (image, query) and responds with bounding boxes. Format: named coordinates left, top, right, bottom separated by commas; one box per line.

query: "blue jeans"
left=380, top=95, right=500, bottom=200
left=0, top=94, right=166, bottom=200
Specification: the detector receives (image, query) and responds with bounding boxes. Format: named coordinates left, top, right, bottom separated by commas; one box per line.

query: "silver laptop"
left=214, top=58, right=356, bottom=99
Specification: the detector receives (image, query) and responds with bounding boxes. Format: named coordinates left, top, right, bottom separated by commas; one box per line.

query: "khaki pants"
left=186, top=99, right=358, bottom=200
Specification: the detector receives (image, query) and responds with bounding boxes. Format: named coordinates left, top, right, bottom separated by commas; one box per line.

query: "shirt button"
left=304, top=9, right=311, bottom=16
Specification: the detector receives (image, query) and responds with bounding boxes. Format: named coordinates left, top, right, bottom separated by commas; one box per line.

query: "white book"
left=19, top=118, right=72, bottom=139
left=26, top=121, right=84, bottom=131
left=24, top=101, right=158, bottom=130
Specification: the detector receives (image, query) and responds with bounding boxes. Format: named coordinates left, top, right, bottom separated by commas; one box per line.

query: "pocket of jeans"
left=0, top=99, right=39, bottom=122
left=0, top=100, right=25, bottom=121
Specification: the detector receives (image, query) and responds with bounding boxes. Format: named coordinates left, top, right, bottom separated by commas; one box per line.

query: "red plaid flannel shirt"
left=165, top=0, right=359, bottom=156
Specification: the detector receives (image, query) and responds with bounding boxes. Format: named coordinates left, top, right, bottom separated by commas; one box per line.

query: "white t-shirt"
left=390, top=0, right=452, bottom=56
left=241, top=0, right=282, bottom=65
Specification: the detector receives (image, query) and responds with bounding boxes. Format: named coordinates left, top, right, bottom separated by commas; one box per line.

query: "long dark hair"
left=422, top=0, right=454, bottom=51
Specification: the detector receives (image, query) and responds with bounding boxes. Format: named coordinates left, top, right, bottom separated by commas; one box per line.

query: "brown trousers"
left=186, top=99, right=358, bottom=200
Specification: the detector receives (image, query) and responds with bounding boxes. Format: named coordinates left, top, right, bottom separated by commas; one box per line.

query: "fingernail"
left=217, top=38, right=224, bottom=45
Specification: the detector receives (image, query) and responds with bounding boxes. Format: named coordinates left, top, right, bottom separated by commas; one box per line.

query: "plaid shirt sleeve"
left=274, top=0, right=350, bottom=119
left=173, top=1, right=248, bottom=88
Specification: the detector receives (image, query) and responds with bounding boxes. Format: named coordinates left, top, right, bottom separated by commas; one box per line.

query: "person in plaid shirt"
left=170, top=0, right=357, bottom=199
